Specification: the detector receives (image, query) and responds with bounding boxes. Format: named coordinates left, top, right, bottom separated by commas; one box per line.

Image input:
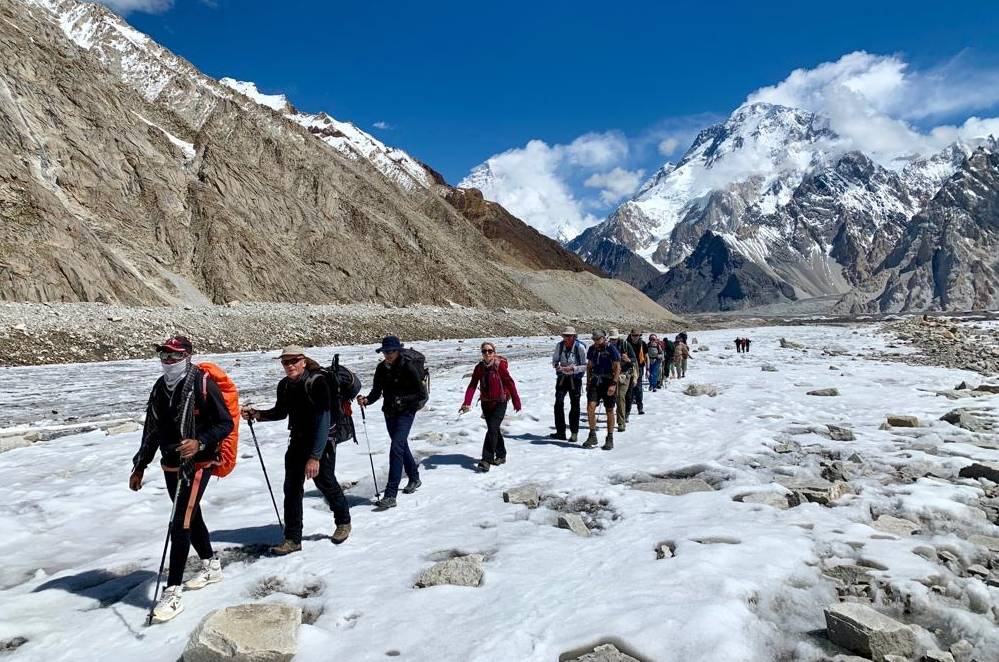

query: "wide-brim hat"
left=275, top=345, right=307, bottom=359
left=608, top=328, right=620, bottom=340
left=561, top=326, right=577, bottom=336
left=376, top=335, right=404, bottom=353
left=155, top=335, right=193, bottom=353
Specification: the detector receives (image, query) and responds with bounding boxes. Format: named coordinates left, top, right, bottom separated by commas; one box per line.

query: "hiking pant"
left=384, top=412, right=419, bottom=499
left=554, top=375, right=582, bottom=436
left=165, top=465, right=213, bottom=587
left=680, top=358, right=688, bottom=377
left=481, top=400, right=508, bottom=463
left=649, top=360, right=662, bottom=391
left=615, top=373, right=631, bottom=429
left=283, top=441, right=350, bottom=544
left=629, top=365, right=645, bottom=413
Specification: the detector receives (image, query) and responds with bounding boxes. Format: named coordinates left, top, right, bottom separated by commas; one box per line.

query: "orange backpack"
left=197, top=362, right=240, bottom=477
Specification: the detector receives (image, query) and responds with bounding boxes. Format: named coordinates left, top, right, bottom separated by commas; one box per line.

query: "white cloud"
left=373, top=121, right=392, bottom=130
left=746, top=51, right=999, bottom=162
left=99, top=0, right=174, bottom=13
left=584, top=167, right=646, bottom=204
left=657, top=137, right=680, bottom=155
left=564, top=131, right=629, bottom=167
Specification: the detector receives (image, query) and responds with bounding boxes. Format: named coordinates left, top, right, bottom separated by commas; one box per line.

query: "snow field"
left=1, top=325, right=998, bottom=661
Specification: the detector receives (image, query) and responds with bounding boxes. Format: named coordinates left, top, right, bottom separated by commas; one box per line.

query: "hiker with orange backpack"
left=242, top=346, right=353, bottom=555
left=460, top=341, right=522, bottom=472
left=129, top=335, right=236, bottom=624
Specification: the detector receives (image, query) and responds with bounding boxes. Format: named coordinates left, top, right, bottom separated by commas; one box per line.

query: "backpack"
left=197, top=362, right=239, bottom=477
left=648, top=342, right=661, bottom=359
left=479, top=357, right=509, bottom=404
left=306, top=354, right=363, bottom=445
left=400, top=347, right=430, bottom=410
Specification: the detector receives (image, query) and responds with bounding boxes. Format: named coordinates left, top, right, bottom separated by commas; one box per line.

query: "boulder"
left=502, top=485, right=541, bottom=509
left=415, top=554, right=485, bottom=588
left=761, top=365, right=778, bottom=372
left=973, top=384, right=999, bottom=394
left=940, top=409, right=990, bottom=432
left=958, top=462, right=999, bottom=483
left=968, top=534, right=999, bottom=552
left=824, top=602, right=917, bottom=662
left=871, top=515, right=921, bottom=537
left=886, top=415, right=920, bottom=427
left=564, top=643, right=641, bottom=662
left=773, top=440, right=800, bottom=454
left=183, top=604, right=301, bottom=662
left=632, top=478, right=714, bottom=496
left=777, top=477, right=851, bottom=506
left=105, top=421, right=142, bottom=436
left=0, top=436, right=33, bottom=453
left=826, top=425, right=856, bottom=441
left=921, top=650, right=955, bottom=662
left=557, top=513, right=591, bottom=538
left=683, top=383, right=717, bottom=397
left=780, top=338, right=804, bottom=349
left=807, top=388, right=840, bottom=397
left=734, top=492, right=790, bottom=509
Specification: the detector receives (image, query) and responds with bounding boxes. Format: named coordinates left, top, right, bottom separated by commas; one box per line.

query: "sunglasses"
left=281, top=357, right=304, bottom=367
left=157, top=351, right=187, bottom=361
left=481, top=349, right=495, bottom=355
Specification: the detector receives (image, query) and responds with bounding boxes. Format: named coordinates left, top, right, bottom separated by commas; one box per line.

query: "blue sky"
left=113, top=0, right=999, bottom=235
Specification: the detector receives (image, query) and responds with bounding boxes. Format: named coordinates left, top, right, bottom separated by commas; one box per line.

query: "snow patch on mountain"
left=219, top=78, right=290, bottom=113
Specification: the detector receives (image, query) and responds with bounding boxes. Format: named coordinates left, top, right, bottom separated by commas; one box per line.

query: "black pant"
left=554, top=375, right=581, bottom=435
left=482, top=400, right=508, bottom=463
left=283, top=441, right=350, bottom=544
left=165, top=466, right=213, bottom=586
left=627, top=365, right=644, bottom=415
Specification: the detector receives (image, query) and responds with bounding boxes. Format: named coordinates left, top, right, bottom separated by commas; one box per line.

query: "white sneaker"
left=152, top=585, right=184, bottom=623
left=183, top=557, right=223, bottom=590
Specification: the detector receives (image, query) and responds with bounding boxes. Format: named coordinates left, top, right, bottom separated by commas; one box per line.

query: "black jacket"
left=627, top=338, right=648, bottom=366
left=257, top=368, right=331, bottom=459
left=133, top=366, right=234, bottom=471
left=364, top=357, right=425, bottom=416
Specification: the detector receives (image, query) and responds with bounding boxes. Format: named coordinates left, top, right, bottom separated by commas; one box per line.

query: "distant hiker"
left=744, top=338, right=752, bottom=353
left=460, top=342, right=522, bottom=472
left=626, top=328, right=648, bottom=415
left=647, top=334, right=665, bottom=392
left=735, top=338, right=742, bottom=353
left=241, top=346, right=352, bottom=556
left=584, top=330, right=621, bottom=450
left=551, top=326, right=587, bottom=442
left=609, top=329, right=637, bottom=432
left=673, top=335, right=691, bottom=378
left=130, top=335, right=235, bottom=624
left=357, top=335, right=427, bottom=511
left=659, top=335, right=675, bottom=388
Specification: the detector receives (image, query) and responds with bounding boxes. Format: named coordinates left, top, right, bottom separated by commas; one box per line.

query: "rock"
left=557, top=513, right=591, bottom=537
left=564, top=643, right=641, bottom=662
left=824, top=602, right=917, bottom=662
left=830, top=365, right=840, bottom=370
left=949, top=640, right=973, bottom=662
left=780, top=338, right=804, bottom=349
left=0, top=436, right=33, bottom=453
left=871, top=515, right=921, bottom=537
left=415, top=554, right=485, bottom=588
left=921, top=650, right=955, bottom=662
left=967, top=563, right=989, bottom=578
left=778, top=477, right=851, bottom=506
left=807, top=388, right=840, bottom=397
left=968, top=534, right=999, bottom=552
left=827, top=424, right=856, bottom=441
left=823, top=563, right=874, bottom=586
left=632, top=478, right=714, bottom=496
left=105, top=421, right=142, bottom=436
left=655, top=542, right=675, bottom=559
left=886, top=415, right=920, bottom=427
left=973, top=384, right=999, bottom=393
left=940, top=409, right=989, bottom=432
left=502, top=485, right=541, bottom=509
left=761, top=365, right=778, bottom=372
left=683, top=383, right=717, bottom=397
left=955, top=381, right=970, bottom=390
left=958, top=462, right=999, bottom=483
left=183, top=604, right=301, bottom=662
left=735, top=492, right=790, bottom=509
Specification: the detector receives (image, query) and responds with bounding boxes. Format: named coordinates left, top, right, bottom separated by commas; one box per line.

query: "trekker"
left=626, top=328, right=648, bottom=416
left=129, top=336, right=234, bottom=624
left=357, top=336, right=426, bottom=511
left=584, top=330, right=621, bottom=450
left=673, top=335, right=691, bottom=378
left=609, top=329, right=637, bottom=432
left=735, top=337, right=742, bottom=353
left=551, top=326, right=587, bottom=442
left=647, top=334, right=665, bottom=392
left=660, top=335, right=675, bottom=388
left=744, top=338, right=752, bottom=353
left=241, top=346, right=352, bottom=556
left=460, top=342, right=522, bottom=472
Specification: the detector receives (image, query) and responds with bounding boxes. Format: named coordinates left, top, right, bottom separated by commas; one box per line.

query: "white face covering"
left=161, top=358, right=191, bottom=390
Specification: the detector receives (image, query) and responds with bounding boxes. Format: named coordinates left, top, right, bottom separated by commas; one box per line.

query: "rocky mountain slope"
left=2, top=0, right=649, bottom=316
left=569, top=102, right=994, bottom=313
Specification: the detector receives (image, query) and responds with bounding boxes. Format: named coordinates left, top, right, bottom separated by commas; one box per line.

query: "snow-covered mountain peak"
left=219, top=78, right=293, bottom=114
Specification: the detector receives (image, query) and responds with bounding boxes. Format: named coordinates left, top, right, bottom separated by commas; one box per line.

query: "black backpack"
left=400, top=347, right=430, bottom=410
left=306, top=354, right=363, bottom=445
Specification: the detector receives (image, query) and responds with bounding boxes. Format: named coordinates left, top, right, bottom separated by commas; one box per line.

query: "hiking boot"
left=617, top=424, right=625, bottom=433
left=331, top=523, right=351, bottom=545
left=151, top=585, right=183, bottom=623
left=638, top=408, right=645, bottom=415
left=582, top=431, right=598, bottom=448
left=183, top=557, right=222, bottom=591
left=492, top=457, right=507, bottom=465
left=374, top=497, right=397, bottom=510
left=549, top=432, right=566, bottom=440
left=270, top=539, right=302, bottom=556
left=602, top=434, right=614, bottom=451
left=569, top=431, right=578, bottom=443
left=475, top=461, right=491, bottom=472
left=402, top=478, right=422, bottom=494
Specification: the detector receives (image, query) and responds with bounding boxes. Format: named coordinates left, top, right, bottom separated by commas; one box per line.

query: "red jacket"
left=463, top=358, right=521, bottom=409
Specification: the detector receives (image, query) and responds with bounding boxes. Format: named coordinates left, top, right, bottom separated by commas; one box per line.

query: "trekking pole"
left=247, top=419, right=283, bottom=530
left=360, top=405, right=381, bottom=499
left=147, top=468, right=185, bottom=626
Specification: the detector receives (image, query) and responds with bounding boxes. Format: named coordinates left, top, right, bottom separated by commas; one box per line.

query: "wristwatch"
left=197, top=440, right=205, bottom=452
